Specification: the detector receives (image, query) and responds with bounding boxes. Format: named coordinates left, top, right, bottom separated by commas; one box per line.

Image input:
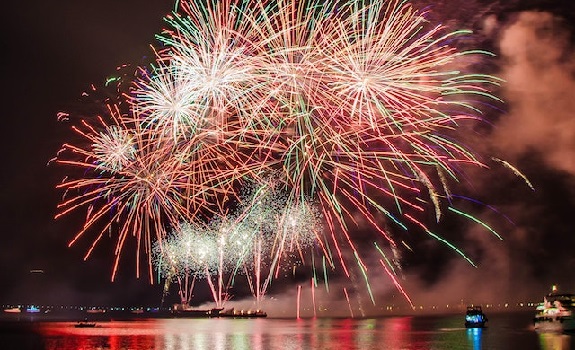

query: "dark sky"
left=1, top=0, right=574, bottom=313
left=1, top=0, right=175, bottom=307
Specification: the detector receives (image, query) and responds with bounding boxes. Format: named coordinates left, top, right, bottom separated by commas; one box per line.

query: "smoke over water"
left=496, top=12, right=575, bottom=175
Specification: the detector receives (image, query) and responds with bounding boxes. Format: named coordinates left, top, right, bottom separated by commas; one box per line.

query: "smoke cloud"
left=495, top=11, right=575, bottom=175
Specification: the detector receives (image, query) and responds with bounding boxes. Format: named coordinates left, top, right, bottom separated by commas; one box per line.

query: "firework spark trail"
left=447, top=207, right=503, bottom=240
left=311, top=277, right=317, bottom=318
left=453, top=195, right=516, bottom=226
left=297, top=284, right=302, bottom=319
left=322, top=256, right=329, bottom=293
left=492, top=157, right=535, bottom=191
left=373, top=240, right=414, bottom=308
left=343, top=287, right=354, bottom=318
left=405, top=213, right=477, bottom=267
left=379, top=259, right=414, bottom=309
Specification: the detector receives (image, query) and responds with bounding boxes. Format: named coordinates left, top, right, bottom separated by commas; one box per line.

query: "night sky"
left=1, top=0, right=574, bottom=313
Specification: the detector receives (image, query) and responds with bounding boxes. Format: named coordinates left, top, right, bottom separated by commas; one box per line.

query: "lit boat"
left=86, top=308, right=106, bottom=314
left=3, top=307, right=21, bottom=313
left=465, top=306, right=487, bottom=328
left=74, top=321, right=97, bottom=328
left=26, top=306, right=41, bottom=313
left=218, top=308, right=267, bottom=318
left=533, top=288, right=575, bottom=333
left=171, top=303, right=223, bottom=318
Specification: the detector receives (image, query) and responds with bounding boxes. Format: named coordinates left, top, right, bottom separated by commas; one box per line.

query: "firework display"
left=55, top=0, right=502, bottom=307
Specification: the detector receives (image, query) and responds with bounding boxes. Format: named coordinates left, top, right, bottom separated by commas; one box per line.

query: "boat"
left=86, top=308, right=106, bottom=314
left=533, top=288, right=575, bottom=333
left=3, top=307, right=21, bottom=313
left=171, top=303, right=223, bottom=318
left=26, top=306, right=40, bottom=313
left=218, top=308, right=267, bottom=318
left=74, top=321, right=97, bottom=328
left=465, top=306, right=487, bottom=328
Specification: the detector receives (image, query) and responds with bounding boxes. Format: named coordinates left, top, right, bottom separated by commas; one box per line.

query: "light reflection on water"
left=537, top=332, right=573, bottom=350
left=13, top=313, right=572, bottom=350
left=467, top=327, right=483, bottom=350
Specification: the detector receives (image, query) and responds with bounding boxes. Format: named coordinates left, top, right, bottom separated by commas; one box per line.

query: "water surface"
left=0, top=312, right=571, bottom=350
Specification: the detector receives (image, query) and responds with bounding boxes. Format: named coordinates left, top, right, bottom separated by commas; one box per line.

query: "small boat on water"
left=533, top=287, right=575, bottom=333
left=3, top=307, right=21, bottom=313
left=26, top=306, right=40, bottom=313
left=74, top=321, right=97, bottom=328
left=465, top=306, right=487, bottom=328
left=171, top=303, right=223, bottom=318
left=86, top=308, right=106, bottom=314
left=171, top=303, right=267, bottom=318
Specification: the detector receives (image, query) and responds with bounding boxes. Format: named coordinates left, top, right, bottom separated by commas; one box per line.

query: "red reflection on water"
left=289, top=317, right=416, bottom=349
left=336, top=318, right=355, bottom=348
left=38, top=321, right=157, bottom=350
left=379, top=317, right=413, bottom=348
left=34, top=317, right=423, bottom=350
left=22, top=313, right=555, bottom=350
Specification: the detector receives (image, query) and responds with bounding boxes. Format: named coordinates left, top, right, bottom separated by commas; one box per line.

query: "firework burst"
left=56, top=0, right=505, bottom=305
left=55, top=104, right=198, bottom=282
left=153, top=180, right=324, bottom=307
